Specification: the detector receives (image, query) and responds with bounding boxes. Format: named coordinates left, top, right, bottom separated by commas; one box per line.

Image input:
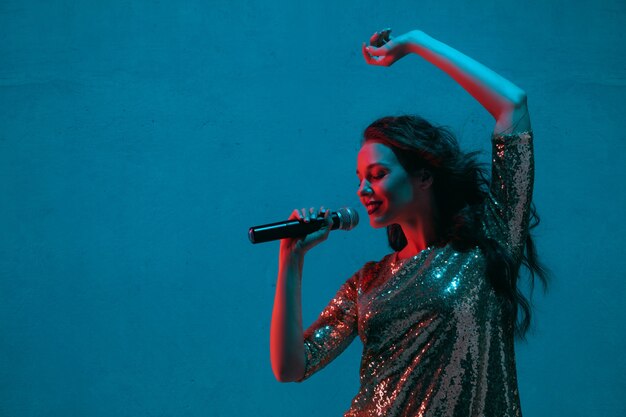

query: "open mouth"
left=366, top=202, right=382, bottom=215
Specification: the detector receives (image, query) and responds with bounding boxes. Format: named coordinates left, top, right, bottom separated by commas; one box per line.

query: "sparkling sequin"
left=297, top=131, right=533, bottom=417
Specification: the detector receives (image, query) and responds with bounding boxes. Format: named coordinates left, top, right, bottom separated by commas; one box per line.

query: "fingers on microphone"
left=296, top=206, right=329, bottom=223
left=295, top=208, right=308, bottom=222
left=319, top=206, right=325, bottom=225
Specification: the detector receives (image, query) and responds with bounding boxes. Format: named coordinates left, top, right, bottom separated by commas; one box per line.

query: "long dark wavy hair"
left=363, top=115, right=549, bottom=339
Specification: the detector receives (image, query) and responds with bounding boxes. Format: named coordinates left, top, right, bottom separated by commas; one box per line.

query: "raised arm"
left=363, top=29, right=534, bottom=260
left=362, top=29, right=531, bottom=135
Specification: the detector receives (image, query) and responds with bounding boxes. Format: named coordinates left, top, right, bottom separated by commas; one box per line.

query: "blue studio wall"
left=1, top=1, right=625, bottom=416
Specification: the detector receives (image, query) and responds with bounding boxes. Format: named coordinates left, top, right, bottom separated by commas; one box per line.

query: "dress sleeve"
left=483, top=130, right=534, bottom=263
left=295, top=265, right=366, bottom=382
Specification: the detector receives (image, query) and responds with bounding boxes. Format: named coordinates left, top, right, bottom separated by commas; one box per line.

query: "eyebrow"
left=356, top=163, right=388, bottom=175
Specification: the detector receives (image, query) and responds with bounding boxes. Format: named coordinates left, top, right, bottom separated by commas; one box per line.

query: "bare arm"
left=270, top=207, right=333, bottom=382
left=270, top=253, right=305, bottom=382
left=363, top=29, right=531, bottom=134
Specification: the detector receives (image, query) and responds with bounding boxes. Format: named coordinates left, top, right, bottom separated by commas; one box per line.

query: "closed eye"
left=357, top=172, right=386, bottom=187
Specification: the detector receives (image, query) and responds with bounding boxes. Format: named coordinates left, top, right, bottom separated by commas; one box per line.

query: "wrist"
left=409, top=29, right=426, bottom=42
left=405, top=30, right=430, bottom=52
left=279, top=249, right=304, bottom=267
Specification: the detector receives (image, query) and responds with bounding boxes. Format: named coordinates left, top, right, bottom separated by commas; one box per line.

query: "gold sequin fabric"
left=296, top=131, right=534, bottom=417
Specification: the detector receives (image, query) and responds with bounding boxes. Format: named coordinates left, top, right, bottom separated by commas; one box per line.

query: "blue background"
left=1, top=1, right=625, bottom=416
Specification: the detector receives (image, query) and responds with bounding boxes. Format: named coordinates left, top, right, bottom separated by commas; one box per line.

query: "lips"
left=366, top=201, right=382, bottom=215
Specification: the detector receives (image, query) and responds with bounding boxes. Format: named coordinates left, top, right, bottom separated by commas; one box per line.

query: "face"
left=356, top=141, right=431, bottom=228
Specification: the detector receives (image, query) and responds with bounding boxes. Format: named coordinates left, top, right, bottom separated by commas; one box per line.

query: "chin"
left=368, top=215, right=391, bottom=229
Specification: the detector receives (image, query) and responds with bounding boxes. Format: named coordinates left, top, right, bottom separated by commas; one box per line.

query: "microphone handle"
left=248, top=215, right=340, bottom=244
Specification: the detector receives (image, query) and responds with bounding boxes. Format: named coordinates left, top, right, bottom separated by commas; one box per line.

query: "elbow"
left=513, top=91, right=527, bottom=108
left=494, top=92, right=529, bottom=127
left=272, top=367, right=291, bottom=382
left=271, top=359, right=305, bottom=383
left=502, top=91, right=527, bottom=112
left=272, top=368, right=304, bottom=383
left=270, top=346, right=306, bottom=383
left=274, top=376, right=298, bottom=383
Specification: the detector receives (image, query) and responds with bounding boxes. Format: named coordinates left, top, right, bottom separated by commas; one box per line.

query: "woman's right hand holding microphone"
left=279, top=206, right=333, bottom=259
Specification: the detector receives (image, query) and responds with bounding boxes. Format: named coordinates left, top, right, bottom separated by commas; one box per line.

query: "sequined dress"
left=296, top=131, right=534, bottom=417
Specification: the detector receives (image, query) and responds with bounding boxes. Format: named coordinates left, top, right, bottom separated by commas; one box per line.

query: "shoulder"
left=358, top=256, right=387, bottom=278
left=352, top=254, right=394, bottom=291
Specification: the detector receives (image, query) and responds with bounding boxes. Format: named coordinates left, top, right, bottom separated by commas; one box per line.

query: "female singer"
left=270, top=28, right=548, bottom=417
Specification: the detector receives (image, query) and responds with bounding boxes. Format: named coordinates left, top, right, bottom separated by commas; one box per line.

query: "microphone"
left=248, top=207, right=359, bottom=244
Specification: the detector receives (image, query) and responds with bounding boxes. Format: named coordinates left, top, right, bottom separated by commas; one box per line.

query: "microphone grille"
left=336, top=207, right=359, bottom=231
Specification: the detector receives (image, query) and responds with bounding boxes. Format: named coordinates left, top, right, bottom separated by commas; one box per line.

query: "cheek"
left=386, top=178, right=414, bottom=205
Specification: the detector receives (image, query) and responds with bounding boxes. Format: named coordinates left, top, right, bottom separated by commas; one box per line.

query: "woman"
left=270, top=28, right=548, bottom=417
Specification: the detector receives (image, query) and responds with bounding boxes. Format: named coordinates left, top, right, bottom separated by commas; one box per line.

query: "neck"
left=397, top=216, right=437, bottom=259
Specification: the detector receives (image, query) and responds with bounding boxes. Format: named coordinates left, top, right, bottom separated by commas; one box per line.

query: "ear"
left=416, top=168, right=433, bottom=190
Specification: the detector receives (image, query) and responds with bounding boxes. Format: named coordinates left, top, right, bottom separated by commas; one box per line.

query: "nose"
left=357, top=179, right=373, bottom=197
